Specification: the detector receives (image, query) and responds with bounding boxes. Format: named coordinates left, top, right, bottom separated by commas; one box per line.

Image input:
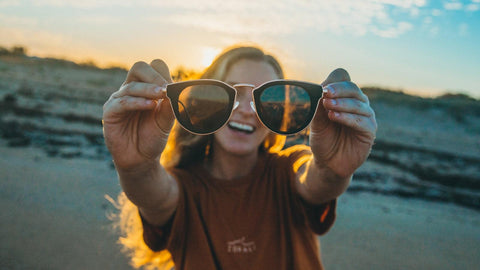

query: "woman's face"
left=212, top=59, right=279, bottom=157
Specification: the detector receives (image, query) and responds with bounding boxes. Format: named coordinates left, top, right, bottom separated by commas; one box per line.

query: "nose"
left=232, top=84, right=256, bottom=114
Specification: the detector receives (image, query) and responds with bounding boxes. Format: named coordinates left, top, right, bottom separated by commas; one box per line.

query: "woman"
left=103, top=46, right=377, bottom=269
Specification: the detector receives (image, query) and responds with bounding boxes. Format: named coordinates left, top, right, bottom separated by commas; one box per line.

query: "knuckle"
left=118, top=96, right=129, bottom=106
left=354, top=115, right=364, bottom=126
left=354, top=100, right=363, bottom=111
left=123, top=82, right=134, bottom=93
left=354, top=115, right=362, bottom=122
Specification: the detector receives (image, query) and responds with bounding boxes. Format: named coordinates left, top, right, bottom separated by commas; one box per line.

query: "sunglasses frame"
left=166, top=79, right=323, bottom=135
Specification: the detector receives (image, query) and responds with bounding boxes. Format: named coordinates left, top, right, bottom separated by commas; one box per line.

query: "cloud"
left=26, top=0, right=134, bottom=8
left=444, top=1, right=463, bottom=10
left=431, top=9, right=443, bottom=16
left=466, top=4, right=479, bottom=11
left=146, top=0, right=428, bottom=38
left=5, top=0, right=476, bottom=39
left=0, top=0, right=21, bottom=8
left=371, top=22, right=414, bottom=38
left=12, top=0, right=427, bottom=38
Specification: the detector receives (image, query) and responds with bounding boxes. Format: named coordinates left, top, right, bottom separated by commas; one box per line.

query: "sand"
left=321, top=192, right=480, bottom=269
left=0, top=146, right=131, bottom=269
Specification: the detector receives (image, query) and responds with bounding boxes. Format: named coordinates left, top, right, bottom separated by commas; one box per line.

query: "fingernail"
left=155, top=86, right=165, bottom=93
left=331, top=99, right=337, bottom=105
left=324, top=85, right=334, bottom=96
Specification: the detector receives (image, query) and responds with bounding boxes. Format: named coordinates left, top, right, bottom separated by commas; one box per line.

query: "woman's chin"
left=223, top=145, right=258, bottom=157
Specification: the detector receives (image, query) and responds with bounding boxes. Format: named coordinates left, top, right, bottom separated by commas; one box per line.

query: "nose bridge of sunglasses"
left=232, top=83, right=255, bottom=89
left=230, top=83, right=256, bottom=112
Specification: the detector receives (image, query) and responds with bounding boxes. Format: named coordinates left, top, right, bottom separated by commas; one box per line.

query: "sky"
left=0, top=0, right=479, bottom=98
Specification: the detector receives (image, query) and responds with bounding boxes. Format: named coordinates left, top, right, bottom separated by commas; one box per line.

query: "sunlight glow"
left=201, top=47, right=221, bottom=68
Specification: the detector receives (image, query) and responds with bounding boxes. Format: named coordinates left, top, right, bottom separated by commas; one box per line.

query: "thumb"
left=321, top=68, right=351, bottom=87
left=150, top=59, right=174, bottom=84
left=311, top=68, right=351, bottom=132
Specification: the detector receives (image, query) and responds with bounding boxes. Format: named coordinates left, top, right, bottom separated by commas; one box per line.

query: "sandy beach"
left=1, top=54, right=479, bottom=269
left=0, top=146, right=131, bottom=269
left=322, top=191, right=480, bottom=269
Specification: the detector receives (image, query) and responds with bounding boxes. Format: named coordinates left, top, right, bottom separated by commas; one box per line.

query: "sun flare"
left=201, top=47, right=221, bottom=68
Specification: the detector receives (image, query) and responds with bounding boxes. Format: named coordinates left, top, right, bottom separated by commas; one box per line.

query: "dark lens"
left=258, top=85, right=311, bottom=134
left=177, top=85, right=231, bottom=134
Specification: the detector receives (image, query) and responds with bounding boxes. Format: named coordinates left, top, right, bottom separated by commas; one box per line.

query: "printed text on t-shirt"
left=227, top=237, right=256, bottom=253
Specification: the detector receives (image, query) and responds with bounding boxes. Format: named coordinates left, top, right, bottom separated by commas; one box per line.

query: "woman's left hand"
left=309, top=68, right=377, bottom=178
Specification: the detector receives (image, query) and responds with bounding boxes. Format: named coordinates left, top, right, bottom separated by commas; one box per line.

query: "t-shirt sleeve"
left=281, top=145, right=337, bottom=235
left=139, top=169, right=187, bottom=252
left=300, top=198, right=337, bottom=235
left=139, top=210, right=175, bottom=252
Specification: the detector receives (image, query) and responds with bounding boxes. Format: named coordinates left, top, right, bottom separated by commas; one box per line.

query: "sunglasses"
left=166, top=79, right=323, bottom=135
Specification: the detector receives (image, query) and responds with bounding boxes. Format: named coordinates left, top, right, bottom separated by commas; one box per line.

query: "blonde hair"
left=114, top=45, right=287, bottom=269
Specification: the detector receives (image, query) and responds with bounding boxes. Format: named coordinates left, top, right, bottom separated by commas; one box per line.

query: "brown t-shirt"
left=141, top=145, right=337, bottom=270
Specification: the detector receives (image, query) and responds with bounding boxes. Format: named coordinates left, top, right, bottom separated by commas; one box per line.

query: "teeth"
left=229, top=121, right=254, bottom=133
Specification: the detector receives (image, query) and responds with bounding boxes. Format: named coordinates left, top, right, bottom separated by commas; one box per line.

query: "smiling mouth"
left=228, top=121, right=255, bottom=134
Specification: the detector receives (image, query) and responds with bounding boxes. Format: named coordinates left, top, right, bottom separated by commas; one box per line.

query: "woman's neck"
left=205, top=146, right=260, bottom=181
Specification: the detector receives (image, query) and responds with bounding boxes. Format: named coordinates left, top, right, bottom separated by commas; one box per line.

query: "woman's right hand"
left=102, top=60, right=175, bottom=171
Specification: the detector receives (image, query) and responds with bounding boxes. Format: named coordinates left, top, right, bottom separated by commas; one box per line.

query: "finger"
left=150, top=59, right=173, bottom=83
left=322, top=98, right=374, bottom=117
left=322, top=81, right=369, bottom=103
left=321, top=68, right=351, bottom=86
left=149, top=59, right=175, bottom=129
left=104, top=96, right=157, bottom=114
left=328, top=111, right=377, bottom=134
left=113, top=82, right=167, bottom=99
left=124, top=61, right=169, bottom=87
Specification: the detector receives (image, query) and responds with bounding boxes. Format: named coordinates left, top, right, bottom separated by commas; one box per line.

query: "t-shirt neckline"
left=193, top=152, right=269, bottom=187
